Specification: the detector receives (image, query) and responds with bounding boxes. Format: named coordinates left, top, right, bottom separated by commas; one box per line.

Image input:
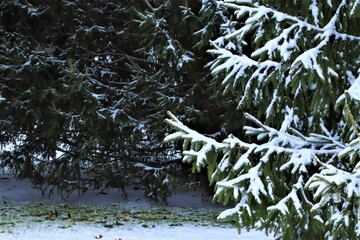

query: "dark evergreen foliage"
left=0, top=0, right=225, bottom=201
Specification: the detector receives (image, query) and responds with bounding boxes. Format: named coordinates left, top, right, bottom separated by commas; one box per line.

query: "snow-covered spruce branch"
left=165, top=109, right=351, bottom=175
left=267, top=176, right=309, bottom=216
left=164, top=110, right=357, bottom=219
left=290, top=0, right=349, bottom=80
left=305, top=155, right=360, bottom=237
left=162, top=0, right=360, bottom=238
left=243, top=110, right=343, bottom=168
left=223, top=0, right=360, bottom=41
left=165, top=111, right=236, bottom=171
left=208, top=1, right=360, bottom=108
left=306, top=156, right=360, bottom=207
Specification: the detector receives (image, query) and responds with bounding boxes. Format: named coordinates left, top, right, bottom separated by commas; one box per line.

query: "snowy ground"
left=0, top=172, right=273, bottom=240
left=2, top=223, right=268, bottom=240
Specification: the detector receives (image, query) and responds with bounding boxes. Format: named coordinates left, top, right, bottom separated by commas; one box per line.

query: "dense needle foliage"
left=165, top=0, right=360, bottom=239
left=0, top=0, right=225, bottom=201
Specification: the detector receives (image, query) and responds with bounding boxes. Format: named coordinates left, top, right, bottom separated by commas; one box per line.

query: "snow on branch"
left=339, top=73, right=360, bottom=102
left=268, top=176, right=308, bottom=216
left=165, top=111, right=269, bottom=205
left=165, top=110, right=350, bottom=176
left=208, top=46, right=258, bottom=87
left=290, top=0, right=348, bottom=80
left=209, top=0, right=360, bottom=105
left=164, top=111, right=227, bottom=170
left=216, top=162, right=267, bottom=203
left=310, top=0, right=320, bottom=26
left=165, top=105, right=360, bottom=236
left=164, top=113, right=220, bottom=145
left=350, top=0, right=360, bottom=15
left=223, top=0, right=360, bottom=41
left=245, top=110, right=341, bottom=154
left=306, top=157, right=360, bottom=207
left=251, top=23, right=300, bottom=61
left=301, top=149, right=360, bottom=237
left=165, top=110, right=355, bottom=212
left=290, top=37, right=328, bottom=80
left=217, top=201, right=251, bottom=221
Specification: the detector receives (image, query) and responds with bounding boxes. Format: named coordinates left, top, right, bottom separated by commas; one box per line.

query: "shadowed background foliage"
left=0, top=0, right=231, bottom=201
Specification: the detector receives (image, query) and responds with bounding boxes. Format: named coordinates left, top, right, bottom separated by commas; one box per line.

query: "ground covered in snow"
left=2, top=222, right=267, bottom=240
left=1, top=205, right=271, bottom=240
left=0, top=173, right=273, bottom=240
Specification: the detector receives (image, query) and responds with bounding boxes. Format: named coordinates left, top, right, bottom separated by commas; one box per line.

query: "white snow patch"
left=310, top=0, right=320, bottom=26
left=346, top=75, right=360, bottom=101
left=0, top=223, right=271, bottom=240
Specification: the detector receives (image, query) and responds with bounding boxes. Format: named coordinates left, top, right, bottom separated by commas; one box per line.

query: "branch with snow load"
left=305, top=156, right=360, bottom=237
left=208, top=0, right=360, bottom=111
left=164, top=0, right=360, bottom=237
left=166, top=109, right=345, bottom=168
left=164, top=110, right=356, bottom=223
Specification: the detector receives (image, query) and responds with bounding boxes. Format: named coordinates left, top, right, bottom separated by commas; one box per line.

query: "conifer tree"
left=0, top=0, right=142, bottom=198
left=165, top=0, right=360, bottom=239
left=0, top=0, right=226, bottom=201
